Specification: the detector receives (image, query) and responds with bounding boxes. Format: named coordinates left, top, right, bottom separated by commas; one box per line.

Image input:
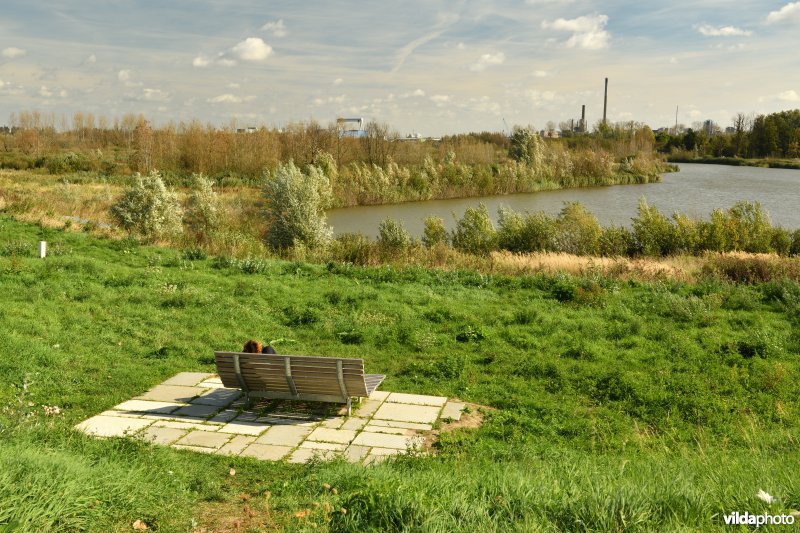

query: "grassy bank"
left=667, top=154, right=800, bottom=170
left=2, top=216, right=800, bottom=530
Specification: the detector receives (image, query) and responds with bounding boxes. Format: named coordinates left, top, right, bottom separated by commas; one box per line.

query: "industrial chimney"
left=581, top=105, right=586, bottom=132
left=602, top=78, right=608, bottom=125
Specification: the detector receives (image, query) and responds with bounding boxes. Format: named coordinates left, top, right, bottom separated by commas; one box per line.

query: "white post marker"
left=39, top=241, right=47, bottom=259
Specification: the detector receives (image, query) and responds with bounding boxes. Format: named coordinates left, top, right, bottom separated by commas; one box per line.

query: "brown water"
left=326, top=163, right=800, bottom=238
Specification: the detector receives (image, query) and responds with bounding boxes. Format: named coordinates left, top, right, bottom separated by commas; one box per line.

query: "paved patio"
left=75, top=372, right=466, bottom=465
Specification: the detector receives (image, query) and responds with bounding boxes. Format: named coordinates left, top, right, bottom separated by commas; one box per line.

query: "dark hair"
left=261, top=345, right=277, bottom=354
left=242, top=339, right=262, bottom=353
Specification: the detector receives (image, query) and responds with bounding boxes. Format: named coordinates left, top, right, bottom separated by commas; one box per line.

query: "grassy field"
left=666, top=155, right=800, bottom=170
left=2, top=215, right=800, bottom=531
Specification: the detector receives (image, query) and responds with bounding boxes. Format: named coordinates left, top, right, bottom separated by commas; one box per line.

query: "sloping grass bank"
left=1, top=216, right=799, bottom=530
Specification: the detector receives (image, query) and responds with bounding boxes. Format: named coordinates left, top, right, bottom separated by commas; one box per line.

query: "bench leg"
left=346, top=398, right=352, bottom=417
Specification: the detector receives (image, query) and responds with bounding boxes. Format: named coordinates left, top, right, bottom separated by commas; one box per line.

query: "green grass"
left=1, top=215, right=799, bottom=531
left=667, top=155, right=800, bottom=170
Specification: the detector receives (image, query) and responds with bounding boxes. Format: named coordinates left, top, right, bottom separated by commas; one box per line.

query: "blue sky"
left=1, top=1, right=798, bottom=135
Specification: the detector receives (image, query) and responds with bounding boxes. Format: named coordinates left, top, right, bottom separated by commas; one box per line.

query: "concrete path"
left=76, top=372, right=466, bottom=465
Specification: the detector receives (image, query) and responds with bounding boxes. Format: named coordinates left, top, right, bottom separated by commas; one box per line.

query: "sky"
left=1, top=1, right=799, bottom=136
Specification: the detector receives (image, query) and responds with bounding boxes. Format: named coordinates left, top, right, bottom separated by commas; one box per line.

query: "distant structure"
left=579, top=104, right=587, bottom=132
left=602, top=77, right=608, bottom=125
left=336, top=117, right=366, bottom=138
left=235, top=127, right=257, bottom=134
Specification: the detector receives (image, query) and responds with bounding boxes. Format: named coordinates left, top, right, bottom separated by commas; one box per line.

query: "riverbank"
left=667, top=154, right=800, bottom=170
left=1, top=216, right=799, bottom=530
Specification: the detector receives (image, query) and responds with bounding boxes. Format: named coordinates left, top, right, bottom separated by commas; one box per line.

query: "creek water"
left=326, top=163, right=800, bottom=238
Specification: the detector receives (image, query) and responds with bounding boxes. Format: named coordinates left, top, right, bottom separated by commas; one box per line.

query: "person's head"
left=242, top=339, right=262, bottom=353
left=261, top=344, right=277, bottom=354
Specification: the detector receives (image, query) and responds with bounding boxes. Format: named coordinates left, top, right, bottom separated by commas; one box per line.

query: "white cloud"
left=86, top=54, right=96, bottom=64
left=208, top=94, right=256, bottom=104
left=778, top=90, right=800, bottom=102
left=140, top=88, right=170, bottom=102
left=230, top=37, right=272, bottom=62
left=697, top=24, right=752, bottom=37
left=192, top=55, right=211, bottom=67
left=59, top=89, right=68, bottom=98
left=413, top=88, right=425, bottom=96
left=542, top=14, right=610, bottom=50
left=533, top=70, right=549, bottom=78
left=430, top=95, right=450, bottom=106
left=767, top=2, right=800, bottom=23
left=118, top=69, right=131, bottom=82
left=2, top=47, right=27, bottom=58
left=469, top=52, right=505, bottom=72
left=193, top=37, right=272, bottom=68
left=39, top=85, right=52, bottom=97
left=261, top=19, right=287, bottom=37
left=333, top=78, right=343, bottom=85
left=228, top=83, right=241, bottom=89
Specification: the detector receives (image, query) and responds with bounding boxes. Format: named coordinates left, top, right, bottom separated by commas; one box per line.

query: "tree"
left=110, top=170, right=183, bottom=242
left=262, top=161, right=332, bottom=249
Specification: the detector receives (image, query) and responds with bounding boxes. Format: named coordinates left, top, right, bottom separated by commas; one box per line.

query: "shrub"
left=110, top=170, right=183, bottom=242
left=599, top=226, right=632, bottom=256
left=422, top=216, right=448, bottom=247
left=377, top=218, right=412, bottom=251
left=554, top=202, right=601, bottom=255
left=791, top=229, right=800, bottom=256
left=184, top=173, right=221, bottom=243
left=771, top=227, right=792, bottom=256
left=726, top=201, right=773, bottom=253
left=497, top=207, right=555, bottom=253
left=262, top=161, right=332, bottom=249
left=452, top=204, right=496, bottom=255
left=631, top=199, right=675, bottom=256
left=331, top=233, right=373, bottom=265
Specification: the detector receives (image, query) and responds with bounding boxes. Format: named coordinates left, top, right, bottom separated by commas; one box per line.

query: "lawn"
left=1, top=215, right=799, bottom=531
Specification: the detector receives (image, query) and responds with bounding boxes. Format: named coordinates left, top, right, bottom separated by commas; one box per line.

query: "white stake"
left=39, top=241, right=47, bottom=259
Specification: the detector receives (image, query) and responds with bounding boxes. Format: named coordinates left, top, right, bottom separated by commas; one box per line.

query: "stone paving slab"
left=307, top=427, right=357, bottom=444
left=176, top=430, right=231, bottom=449
left=256, top=425, right=312, bottom=447
left=373, top=403, right=441, bottom=424
left=76, top=372, right=476, bottom=464
left=113, top=399, right=185, bottom=414
left=77, top=415, right=154, bottom=437
left=139, top=426, right=187, bottom=445
left=351, top=431, right=423, bottom=450
left=240, top=443, right=292, bottom=460
left=385, top=392, right=448, bottom=407
left=440, top=401, right=466, bottom=421
left=136, top=384, right=208, bottom=403
left=162, top=372, right=215, bottom=386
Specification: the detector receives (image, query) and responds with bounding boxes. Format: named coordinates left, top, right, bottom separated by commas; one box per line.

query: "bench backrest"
left=214, top=352, right=369, bottom=400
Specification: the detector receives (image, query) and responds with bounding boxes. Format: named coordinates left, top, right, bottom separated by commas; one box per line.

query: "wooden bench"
left=214, top=352, right=385, bottom=415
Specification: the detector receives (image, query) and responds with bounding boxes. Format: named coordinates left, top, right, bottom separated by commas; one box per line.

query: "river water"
left=326, top=163, right=800, bottom=238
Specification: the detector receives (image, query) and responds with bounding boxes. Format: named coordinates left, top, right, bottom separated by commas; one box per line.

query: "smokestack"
left=603, top=78, right=608, bottom=124
left=581, top=105, right=586, bottom=131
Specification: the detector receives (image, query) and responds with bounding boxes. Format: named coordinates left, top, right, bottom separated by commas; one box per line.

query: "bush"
left=631, top=199, right=675, bottom=256
left=422, top=216, right=448, bottom=248
left=184, top=173, right=221, bottom=243
left=452, top=204, right=496, bottom=255
left=599, top=226, right=632, bottom=256
left=110, top=170, right=183, bottom=242
left=497, top=207, right=555, bottom=253
left=554, top=202, right=601, bottom=255
left=331, top=233, right=373, bottom=265
left=262, top=161, right=332, bottom=249
left=791, top=229, right=800, bottom=256
left=377, top=218, right=412, bottom=251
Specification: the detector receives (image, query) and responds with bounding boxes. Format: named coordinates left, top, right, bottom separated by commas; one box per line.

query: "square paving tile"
left=175, top=431, right=231, bottom=449
left=162, top=372, right=215, bottom=386
left=373, top=403, right=441, bottom=424
left=217, top=421, right=270, bottom=436
left=209, top=409, right=239, bottom=424
left=139, top=426, right=187, bottom=445
left=299, top=441, right=348, bottom=451
left=368, top=419, right=432, bottom=431
left=344, top=445, right=370, bottom=463
left=386, top=392, right=447, bottom=407
left=113, top=399, right=184, bottom=414
left=151, top=420, right=215, bottom=431
left=256, top=425, right=312, bottom=447
left=240, top=443, right=292, bottom=460
left=440, top=402, right=465, bottom=421
left=341, top=417, right=368, bottom=431
left=368, top=390, right=391, bottom=401
left=217, top=435, right=256, bottom=456
left=306, top=427, right=357, bottom=444
left=136, top=385, right=208, bottom=403
left=192, top=389, right=241, bottom=407
left=76, top=415, right=153, bottom=438
left=353, top=399, right=383, bottom=417
left=363, top=424, right=410, bottom=435
left=173, top=404, right=221, bottom=419
left=351, top=431, right=423, bottom=450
